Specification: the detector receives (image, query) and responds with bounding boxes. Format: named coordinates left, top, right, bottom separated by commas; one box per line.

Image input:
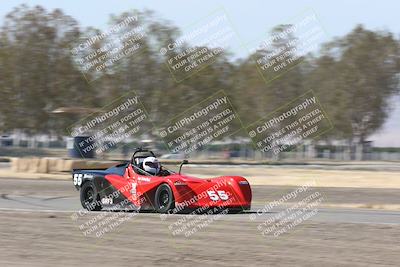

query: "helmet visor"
left=145, top=162, right=159, bottom=169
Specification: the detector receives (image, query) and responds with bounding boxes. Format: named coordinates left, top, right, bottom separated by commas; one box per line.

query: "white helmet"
left=142, top=156, right=160, bottom=175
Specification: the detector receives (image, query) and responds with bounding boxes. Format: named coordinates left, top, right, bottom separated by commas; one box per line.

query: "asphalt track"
left=1, top=177, right=400, bottom=266
left=0, top=178, right=400, bottom=224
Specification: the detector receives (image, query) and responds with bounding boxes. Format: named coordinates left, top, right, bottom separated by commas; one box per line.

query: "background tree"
left=0, top=5, right=399, bottom=155
left=0, top=5, right=95, bottom=136
left=307, top=25, right=400, bottom=158
left=231, top=24, right=306, bottom=127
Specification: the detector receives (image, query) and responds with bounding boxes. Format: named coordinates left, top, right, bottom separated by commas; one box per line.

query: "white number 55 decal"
left=207, top=190, right=229, bottom=201
left=73, top=174, right=83, bottom=186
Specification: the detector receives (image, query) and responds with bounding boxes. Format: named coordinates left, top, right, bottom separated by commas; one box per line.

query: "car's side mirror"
left=179, top=160, right=189, bottom=175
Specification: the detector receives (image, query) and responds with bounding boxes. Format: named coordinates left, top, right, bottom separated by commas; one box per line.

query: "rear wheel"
left=154, top=184, right=174, bottom=213
left=80, top=181, right=102, bottom=211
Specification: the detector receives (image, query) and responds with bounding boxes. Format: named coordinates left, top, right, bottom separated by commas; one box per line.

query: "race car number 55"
left=207, top=190, right=229, bottom=201
left=73, top=174, right=83, bottom=186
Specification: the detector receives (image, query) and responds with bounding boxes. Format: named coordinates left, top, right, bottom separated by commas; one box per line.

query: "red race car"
left=72, top=148, right=252, bottom=214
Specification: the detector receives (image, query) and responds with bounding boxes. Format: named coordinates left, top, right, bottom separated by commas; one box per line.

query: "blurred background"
left=0, top=0, right=399, bottom=163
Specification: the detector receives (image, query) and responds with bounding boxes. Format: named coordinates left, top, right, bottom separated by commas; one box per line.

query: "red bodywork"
left=104, top=164, right=252, bottom=212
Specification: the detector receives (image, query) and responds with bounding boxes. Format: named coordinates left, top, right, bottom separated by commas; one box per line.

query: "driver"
left=142, top=156, right=169, bottom=176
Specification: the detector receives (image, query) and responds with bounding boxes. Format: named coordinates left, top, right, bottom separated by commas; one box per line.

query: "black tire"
left=154, top=184, right=175, bottom=213
left=80, top=181, right=102, bottom=211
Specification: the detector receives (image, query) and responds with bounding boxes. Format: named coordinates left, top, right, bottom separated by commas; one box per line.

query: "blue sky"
left=1, top=0, right=399, bottom=146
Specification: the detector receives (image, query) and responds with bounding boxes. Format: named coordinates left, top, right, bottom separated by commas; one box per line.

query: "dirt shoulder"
left=0, top=211, right=399, bottom=267
left=184, top=166, right=400, bottom=189
left=1, top=166, right=400, bottom=188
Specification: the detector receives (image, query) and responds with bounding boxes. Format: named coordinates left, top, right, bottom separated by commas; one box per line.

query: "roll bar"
left=130, top=147, right=156, bottom=164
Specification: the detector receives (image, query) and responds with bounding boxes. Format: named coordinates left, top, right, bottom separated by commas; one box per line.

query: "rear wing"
left=72, top=168, right=108, bottom=172
left=72, top=161, right=129, bottom=173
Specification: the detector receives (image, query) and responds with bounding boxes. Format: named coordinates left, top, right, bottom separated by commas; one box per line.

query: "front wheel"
left=154, top=184, right=175, bottom=213
left=80, top=181, right=102, bottom=211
